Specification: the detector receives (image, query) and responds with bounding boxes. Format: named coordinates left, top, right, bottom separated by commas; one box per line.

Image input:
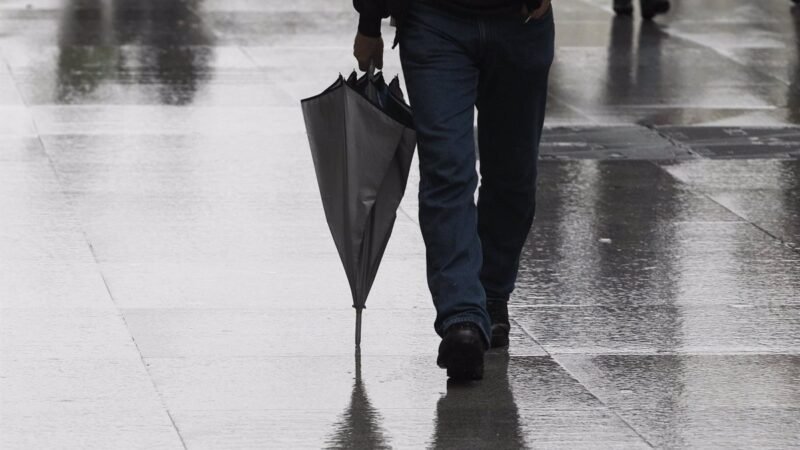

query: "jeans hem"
left=441, top=313, right=491, bottom=347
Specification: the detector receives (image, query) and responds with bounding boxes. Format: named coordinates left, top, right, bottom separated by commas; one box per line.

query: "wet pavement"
left=1, top=0, right=800, bottom=448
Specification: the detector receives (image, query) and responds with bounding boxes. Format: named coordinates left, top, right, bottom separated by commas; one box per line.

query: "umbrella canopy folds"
left=301, top=71, right=416, bottom=347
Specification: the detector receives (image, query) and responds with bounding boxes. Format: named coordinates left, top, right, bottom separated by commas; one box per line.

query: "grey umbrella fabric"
left=301, top=71, right=416, bottom=347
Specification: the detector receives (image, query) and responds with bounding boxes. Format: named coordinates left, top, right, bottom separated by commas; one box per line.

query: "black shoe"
left=640, top=0, right=670, bottom=20
left=613, top=0, right=633, bottom=15
left=437, top=322, right=487, bottom=380
left=487, top=300, right=510, bottom=348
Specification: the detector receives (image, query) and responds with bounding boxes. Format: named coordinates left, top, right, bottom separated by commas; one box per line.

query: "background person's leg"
left=476, top=9, right=555, bottom=305
left=399, top=2, right=491, bottom=344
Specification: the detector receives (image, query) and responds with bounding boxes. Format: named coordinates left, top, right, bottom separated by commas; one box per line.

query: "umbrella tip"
left=355, top=308, right=363, bottom=347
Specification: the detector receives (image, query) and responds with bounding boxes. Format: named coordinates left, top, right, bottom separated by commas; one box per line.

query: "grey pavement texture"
left=1, top=0, right=800, bottom=448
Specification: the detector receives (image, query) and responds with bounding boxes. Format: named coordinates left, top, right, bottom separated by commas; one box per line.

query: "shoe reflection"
left=326, top=351, right=390, bottom=449
left=431, top=352, right=526, bottom=449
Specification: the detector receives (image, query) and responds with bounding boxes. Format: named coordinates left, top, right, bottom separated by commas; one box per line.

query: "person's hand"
left=522, top=0, right=552, bottom=21
left=353, top=32, right=384, bottom=72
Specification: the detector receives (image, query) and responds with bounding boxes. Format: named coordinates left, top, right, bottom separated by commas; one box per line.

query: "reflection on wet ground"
left=1, top=0, right=799, bottom=448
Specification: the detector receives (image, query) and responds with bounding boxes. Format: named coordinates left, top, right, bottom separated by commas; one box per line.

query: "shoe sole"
left=437, top=341, right=484, bottom=380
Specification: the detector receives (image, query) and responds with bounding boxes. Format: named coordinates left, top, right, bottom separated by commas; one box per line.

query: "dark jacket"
left=353, top=0, right=542, bottom=37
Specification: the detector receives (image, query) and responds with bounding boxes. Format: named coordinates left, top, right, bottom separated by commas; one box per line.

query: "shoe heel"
left=491, top=330, right=510, bottom=348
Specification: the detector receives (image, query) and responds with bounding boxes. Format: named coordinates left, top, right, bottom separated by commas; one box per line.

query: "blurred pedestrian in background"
left=614, top=0, right=670, bottom=20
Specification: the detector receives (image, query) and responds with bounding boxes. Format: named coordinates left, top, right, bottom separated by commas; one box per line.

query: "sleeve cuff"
left=358, top=14, right=382, bottom=37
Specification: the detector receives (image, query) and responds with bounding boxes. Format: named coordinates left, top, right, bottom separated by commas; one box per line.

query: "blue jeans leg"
left=477, top=9, right=555, bottom=302
left=399, top=3, right=491, bottom=345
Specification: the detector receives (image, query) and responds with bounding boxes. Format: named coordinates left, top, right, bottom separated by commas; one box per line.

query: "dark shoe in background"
left=437, top=322, right=487, bottom=380
left=487, top=300, right=510, bottom=348
left=640, top=0, right=670, bottom=20
left=613, top=0, right=633, bottom=16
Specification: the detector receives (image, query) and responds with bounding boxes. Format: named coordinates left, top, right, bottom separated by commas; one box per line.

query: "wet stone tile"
left=4, top=45, right=256, bottom=73
left=554, top=82, right=787, bottom=110
left=30, top=105, right=304, bottom=135
left=720, top=47, right=799, bottom=85
left=120, top=308, right=547, bottom=358
left=556, top=354, right=800, bottom=448
left=203, top=10, right=355, bottom=46
left=200, top=0, right=354, bottom=14
left=18, top=81, right=296, bottom=106
left=0, top=262, right=112, bottom=308
left=0, top=357, right=182, bottom=449
left=539, top=126, right=691, bottom=160
left=533, top=160, right=744, bottom=223
left=516, top=227, right=800, bottom=307
left=663, top=159, right=800, bottom=248
left=0, top=136, right=47, bottom=162
left=513, top=304, right=800, bottom=354
left=99, top=258, right=429, bottom=310
left=60, top=194, right=423, bottom=263
left=0, top=80, right=24, bottom=105
left=582, top=106, right=797, bottom=127
left=657, top=126, right=800, bottom=158
left=658, top=0, right=799, bottom=23
left=0, top=106, right=36, bottom=136
left=0, top=308, right=140, bottom=359
left=665, top=21, right=795, bottom=52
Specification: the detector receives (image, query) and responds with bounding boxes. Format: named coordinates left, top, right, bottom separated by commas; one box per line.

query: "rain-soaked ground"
left=1, top=0, right=799, bottom=448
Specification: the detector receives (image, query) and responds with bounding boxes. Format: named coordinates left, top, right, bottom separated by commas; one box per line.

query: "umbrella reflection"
left=326, top=351, right=390, bottom=450
left=431, top=352, right=525, bottom=449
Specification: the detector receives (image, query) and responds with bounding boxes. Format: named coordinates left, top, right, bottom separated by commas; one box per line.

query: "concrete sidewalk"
left=1, top=0, right=799, bottom=448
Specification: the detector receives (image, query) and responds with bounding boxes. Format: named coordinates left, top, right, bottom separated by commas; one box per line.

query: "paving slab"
left=556, top=354, right=800, bottom=448
left=121, top=308, right=546, bottom=358
left=539, top=126, right=692, bottom=160
left=657, top=126, right=800, bottom=158
left=0, top=358, right=183, bottom=450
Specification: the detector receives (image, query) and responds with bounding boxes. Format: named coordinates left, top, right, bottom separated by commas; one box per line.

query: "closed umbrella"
left=301, top=69, right=416, bottom=347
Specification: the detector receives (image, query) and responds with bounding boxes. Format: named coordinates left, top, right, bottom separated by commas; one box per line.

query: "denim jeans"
left=398, top=0, right=554, bottom=344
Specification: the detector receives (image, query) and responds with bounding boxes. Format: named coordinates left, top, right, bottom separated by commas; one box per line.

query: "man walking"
left=352, top=0, right=554, bottom=380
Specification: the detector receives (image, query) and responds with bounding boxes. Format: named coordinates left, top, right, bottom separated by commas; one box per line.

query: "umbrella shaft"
left=355, top=308, right=363, bottom=348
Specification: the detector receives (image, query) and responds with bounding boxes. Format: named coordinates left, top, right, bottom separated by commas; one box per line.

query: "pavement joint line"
left=548, top=352, right=657, bottom=448
left=511, top=317, right=551, bottom=357
left=512, top=319, right=655, bottom=446
left=548, top=354, right=658, bottom=449
left=651, top=160, right=800, bottom=255
left=29, top=123, right=189, bottom=450
left=237, top=46, right=262, bottom=69
left=646, top=123, right=702, bottom=158
left=543, top=91, right=599, bottom=124
left=397, top=204, right=417, bottom=224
